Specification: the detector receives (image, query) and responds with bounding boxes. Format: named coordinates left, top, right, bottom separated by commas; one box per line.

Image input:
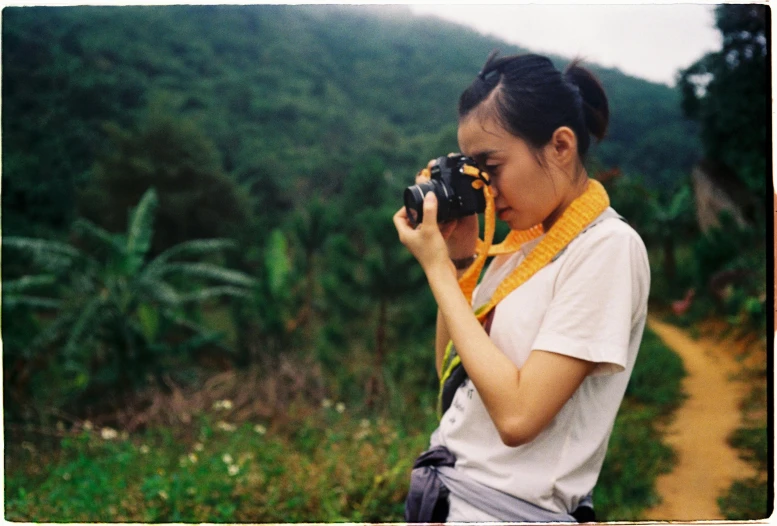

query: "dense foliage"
left=678, top=4, right=769, bottom=205
left=3, top=4, right=699, bottom=239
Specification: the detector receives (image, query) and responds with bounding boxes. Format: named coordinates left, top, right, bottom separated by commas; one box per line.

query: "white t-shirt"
left=430, top=208, right=651, bottom=518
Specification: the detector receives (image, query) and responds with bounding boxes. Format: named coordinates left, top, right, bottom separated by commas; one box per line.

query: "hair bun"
left=564, top=60, right=610, bottom=142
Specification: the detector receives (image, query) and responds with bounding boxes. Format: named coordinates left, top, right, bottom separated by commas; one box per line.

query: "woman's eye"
left=485, top=165, right=500, bottom=174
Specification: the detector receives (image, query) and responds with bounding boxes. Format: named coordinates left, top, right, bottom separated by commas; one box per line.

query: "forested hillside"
left=3, top=4, right=699, bottom=240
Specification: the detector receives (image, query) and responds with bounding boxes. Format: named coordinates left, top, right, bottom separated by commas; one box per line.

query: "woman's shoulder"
left=561, top=208, right=649, bottom=268
left=579, top=208, right=646, bottom=247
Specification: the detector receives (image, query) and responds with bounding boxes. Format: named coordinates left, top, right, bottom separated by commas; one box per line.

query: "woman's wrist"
left=450, top=254, right=477, bottom=270
left=424, top=257, right=458, bottom=283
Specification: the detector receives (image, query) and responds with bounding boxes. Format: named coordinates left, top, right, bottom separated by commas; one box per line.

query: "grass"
left=625, top=327, right=687, bottom=413
left=718, top=388, right=771, bottom=519
left=5, top=408, right=434, bottom=523
left=594, top=326, right=685, bottom=521
left=4, top=327, right=687, bottom=522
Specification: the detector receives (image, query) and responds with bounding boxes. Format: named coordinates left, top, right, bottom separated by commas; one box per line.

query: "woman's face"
left=457, top=113, right=583, bottom=232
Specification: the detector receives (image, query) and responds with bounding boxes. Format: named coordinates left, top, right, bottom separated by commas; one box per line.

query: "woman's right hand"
left=416, top=159, right=479, bottom=260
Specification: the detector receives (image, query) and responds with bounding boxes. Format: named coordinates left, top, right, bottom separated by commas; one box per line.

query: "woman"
left=393, top=51, right=650, bottom=522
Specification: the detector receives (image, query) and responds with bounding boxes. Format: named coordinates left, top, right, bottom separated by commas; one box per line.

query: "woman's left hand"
left=393, top=192, right=453, bottom=275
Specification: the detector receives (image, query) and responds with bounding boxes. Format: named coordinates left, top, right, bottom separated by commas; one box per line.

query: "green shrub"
left=625, top=327, right=687, bottom=412
left=595, top=326, right=686, bottom=520
left=718, top=477, right=771, bottom=520
left=719, top=425, right=771, bottom=519
left=728, top=425, right=769, bottom=471
left=594, top=404, right=676, bottom=521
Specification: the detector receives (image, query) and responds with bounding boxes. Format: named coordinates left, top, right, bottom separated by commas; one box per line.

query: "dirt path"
left=641, top=317, right=756, bottom=521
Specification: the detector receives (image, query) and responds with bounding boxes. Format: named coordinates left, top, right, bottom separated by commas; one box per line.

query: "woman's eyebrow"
left=472, top=150, right=499, bottom=164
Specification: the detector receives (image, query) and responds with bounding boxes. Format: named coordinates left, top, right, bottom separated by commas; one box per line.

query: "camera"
left=403, top=154, right=487, bottom=227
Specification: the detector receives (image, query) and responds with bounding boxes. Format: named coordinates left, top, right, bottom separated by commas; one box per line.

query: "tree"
left=324, top=207, right=426, bottom=407
left=677, top=4, right=768, bottom=205
left=3, top=188, right=256, bottom=418
left=290, top=197, right=338, bottom=332
left=77, top=109, right=251, bottom=255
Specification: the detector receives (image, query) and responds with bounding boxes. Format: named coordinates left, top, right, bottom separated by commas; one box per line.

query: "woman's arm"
left=425, top=262, right=595, bottom=446
left=435, top=266, right=471, bottom=378
left=394, top=192, right=595, bottom=447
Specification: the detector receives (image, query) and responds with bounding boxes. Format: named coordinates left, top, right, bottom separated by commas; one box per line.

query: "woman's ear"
left=548, top=126, right=578, bottom=167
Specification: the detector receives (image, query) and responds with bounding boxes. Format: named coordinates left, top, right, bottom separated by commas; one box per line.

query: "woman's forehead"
left=457, top=114, right=510, bottom=156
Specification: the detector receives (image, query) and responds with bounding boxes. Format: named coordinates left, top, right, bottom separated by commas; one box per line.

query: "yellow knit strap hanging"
left=436, top=178, right=610, bottom=419
left=473, top=178, right=609, bottom=323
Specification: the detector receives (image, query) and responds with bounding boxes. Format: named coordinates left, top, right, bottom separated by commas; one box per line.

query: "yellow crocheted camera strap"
left=437, top=177, right=610, bottom=419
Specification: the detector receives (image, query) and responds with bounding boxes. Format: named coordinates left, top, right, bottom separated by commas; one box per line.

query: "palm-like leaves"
left=3, top=187, right=256, bottom=400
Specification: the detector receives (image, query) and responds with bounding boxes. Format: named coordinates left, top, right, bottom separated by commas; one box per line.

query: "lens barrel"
left=403, top=180, right=451, bottom=226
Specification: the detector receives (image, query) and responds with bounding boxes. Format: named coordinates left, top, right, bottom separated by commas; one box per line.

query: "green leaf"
left=147, top=239, right=237, bottom=272
left=177, top=286, right=253, bottom=303
left=2, top=274, right=57, bottom=293
left=138, top=279, right=181, bottom=305
left=30, top=311, right=76, bottom=349
left=162, top=263, right=256, bottom=288
left=2, top=295, right=61, bottom=310
left=137, top=302, right=160, bottom=342
left=126, top=187, right=158, bottom=273
left=72, top=219, right=123, bottom=251
left=64, top=296, right=105, bottom=355
left=3, top=236, right=81, bottom=271
left=265, top=229, right=291, bottom=297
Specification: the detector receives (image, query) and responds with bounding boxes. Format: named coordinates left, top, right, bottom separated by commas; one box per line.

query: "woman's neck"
left=541, top=170, right=590, bottom=232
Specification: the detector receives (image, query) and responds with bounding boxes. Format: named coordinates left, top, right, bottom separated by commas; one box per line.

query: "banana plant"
left=644, top=183, right=697, bottom=282
left=3, top=187, right=256, bottom=403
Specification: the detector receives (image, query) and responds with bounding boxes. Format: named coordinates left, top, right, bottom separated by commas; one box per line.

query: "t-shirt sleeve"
left=531, top=222, right=649, bottom=376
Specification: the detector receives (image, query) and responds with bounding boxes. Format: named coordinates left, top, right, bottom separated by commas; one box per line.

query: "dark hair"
left=458, top=50, right=609, bottom=160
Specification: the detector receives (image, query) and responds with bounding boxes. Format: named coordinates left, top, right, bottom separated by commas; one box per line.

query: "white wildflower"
left=212, top=399, right=233, bottom=411
left=253, top=424, right=267, bottom=435
left=139, top=445, right=150, bottom=454
left=321, top=398, right=333, bottom=409
left=158, top=490, right=169, bottom=501
left=216, top=421, right=236, bottom=432
left=360, top=419, right=370, bottom=429
left=101, top=427, right=118, bottom=440
left=194, top=442, right=204, bottom=452
left=62, top=472, right=71, bottom=481
left=83, top=420, right=93, bottom=431
left=228, top=464, right=239, bottom=476
left=335, top=402, right=345, bottom=414
left=222, top=453, right=234, bottom=465
left=188, top=453, right=198, bottom=463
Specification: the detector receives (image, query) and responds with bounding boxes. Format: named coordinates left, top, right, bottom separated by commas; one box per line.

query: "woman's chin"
left=502, top=214, right=532, bottom=232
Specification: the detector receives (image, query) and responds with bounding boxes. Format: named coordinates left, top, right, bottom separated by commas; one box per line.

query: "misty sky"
left=408, top=3, right=724, bottom=86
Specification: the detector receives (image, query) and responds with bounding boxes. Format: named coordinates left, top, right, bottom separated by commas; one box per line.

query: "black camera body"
left=403, top=155, right=487, bottom=227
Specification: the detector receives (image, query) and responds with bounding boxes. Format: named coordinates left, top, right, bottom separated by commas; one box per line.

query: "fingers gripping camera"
left=403, top=155, right=488, bottom=227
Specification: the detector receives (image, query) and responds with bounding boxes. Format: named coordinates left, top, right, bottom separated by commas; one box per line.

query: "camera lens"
left=403, top=180, right=452, bottom=226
